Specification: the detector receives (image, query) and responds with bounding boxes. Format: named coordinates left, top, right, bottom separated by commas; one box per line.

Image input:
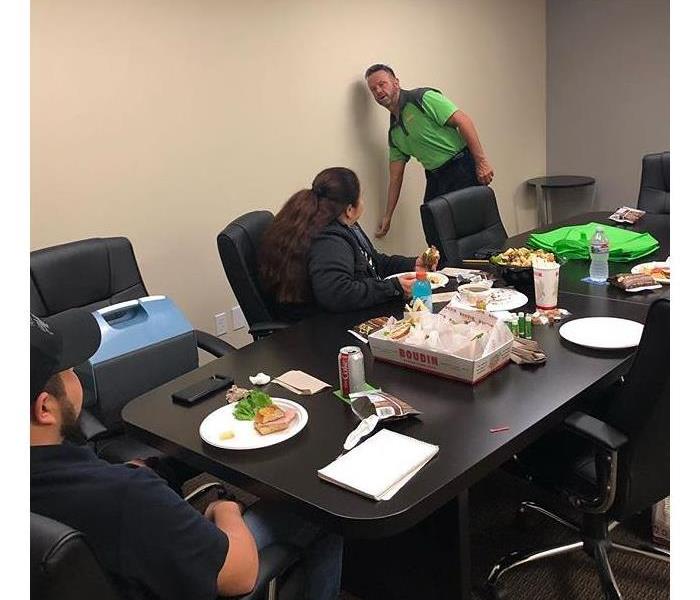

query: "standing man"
left=365, top=64, right=495, bottom=238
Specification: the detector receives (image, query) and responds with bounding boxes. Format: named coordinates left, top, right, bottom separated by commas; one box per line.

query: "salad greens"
left=233, top=389, right=272, bottom=420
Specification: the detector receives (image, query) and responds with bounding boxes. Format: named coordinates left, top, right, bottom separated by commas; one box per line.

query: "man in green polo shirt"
left=365, top=64, right=495, bottom=238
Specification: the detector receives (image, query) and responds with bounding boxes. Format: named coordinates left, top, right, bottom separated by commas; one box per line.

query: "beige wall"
left=546, top=0, right=670, bottom=215
left=31, top=0, right=546, bottom=347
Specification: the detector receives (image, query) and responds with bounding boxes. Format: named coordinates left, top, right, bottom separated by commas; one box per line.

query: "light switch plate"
left=214, top=312, right=228, bottom=336
left=231, top=306, right=247, bottom=330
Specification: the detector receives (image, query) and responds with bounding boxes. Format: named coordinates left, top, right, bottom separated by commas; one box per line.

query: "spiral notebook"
left=317, top=429, right=439, bottom=501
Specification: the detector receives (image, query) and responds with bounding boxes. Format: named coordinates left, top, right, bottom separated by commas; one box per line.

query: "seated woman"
left=258, top=167, right=433, bottom=319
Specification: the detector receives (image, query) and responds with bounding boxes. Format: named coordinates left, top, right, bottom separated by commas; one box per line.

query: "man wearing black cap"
left=30, top=310, right=343, bottom=600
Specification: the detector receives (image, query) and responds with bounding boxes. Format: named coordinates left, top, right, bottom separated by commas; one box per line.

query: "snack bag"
left=350, top=390, right=421, bottom=421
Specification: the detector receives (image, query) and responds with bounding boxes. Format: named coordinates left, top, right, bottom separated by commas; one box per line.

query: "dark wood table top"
left=526, top=175, right=595, bottom=188
left=123, top=290, right=650, bottom=538
left=503, top=211, right=669, bottom=305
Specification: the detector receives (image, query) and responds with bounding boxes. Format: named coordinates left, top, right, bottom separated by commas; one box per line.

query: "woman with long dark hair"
left=258, top=167, right=429, bottom=320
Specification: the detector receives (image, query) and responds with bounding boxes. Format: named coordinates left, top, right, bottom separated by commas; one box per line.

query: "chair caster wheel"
left=484, top=584, right=507, bottom=600
left=515, top=505, right=534, bottom=530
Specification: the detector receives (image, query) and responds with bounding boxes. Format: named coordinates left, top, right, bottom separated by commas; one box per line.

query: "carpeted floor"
left=187, top=467, right=669, bottom=600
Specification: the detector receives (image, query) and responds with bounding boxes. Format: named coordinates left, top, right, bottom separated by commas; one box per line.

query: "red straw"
left=489, top=426, right=510, bottom=433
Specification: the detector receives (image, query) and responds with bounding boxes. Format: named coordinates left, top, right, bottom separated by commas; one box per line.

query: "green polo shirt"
left=388, top=88, right=466, bottom=171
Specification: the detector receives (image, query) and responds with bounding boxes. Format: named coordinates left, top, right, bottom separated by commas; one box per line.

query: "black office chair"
left=637, top=151, right=670, bottom=214
left=487, top=298, right=669, bottom=600
left=217, top=211, right=290, bottom=340
left=419, top=186, right=507, bottom=267
left=32, top=484, right=300, bottom=600
left=30, top=237, right=235, bottom=463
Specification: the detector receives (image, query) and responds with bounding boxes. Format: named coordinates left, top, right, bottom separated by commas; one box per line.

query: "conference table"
left=122, top=211, right=668, bottom=600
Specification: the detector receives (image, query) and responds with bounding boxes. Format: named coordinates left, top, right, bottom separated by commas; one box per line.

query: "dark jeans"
left=423, top=148, right=479, bottom=202
left=420, top=149, right=479, bottom=250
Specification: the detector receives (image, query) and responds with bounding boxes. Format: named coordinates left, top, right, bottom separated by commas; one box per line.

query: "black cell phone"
left=172, top=375, right=233, bottom=406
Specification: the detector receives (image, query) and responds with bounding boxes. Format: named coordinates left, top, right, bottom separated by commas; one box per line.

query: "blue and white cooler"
left=77, top=296, right=199, bottom=430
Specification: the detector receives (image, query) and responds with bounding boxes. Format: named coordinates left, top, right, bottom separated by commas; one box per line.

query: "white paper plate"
left=451, top=288, right=529, bottom=313
left=483, top=288, right=528, bottom=311
left=199, top=398, right=308, bottom=450
left=631, top=262, right=670, bottom=284
left=385, top=272, right=449, bottom=290
left=559, top=317, right=644, bottom=350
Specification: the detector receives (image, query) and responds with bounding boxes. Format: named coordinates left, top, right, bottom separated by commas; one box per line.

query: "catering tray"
left=368, top=311, right=512, bottom=384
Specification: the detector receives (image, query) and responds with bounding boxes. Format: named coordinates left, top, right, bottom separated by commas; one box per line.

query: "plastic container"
left=589, top=226, right=610, bottom=282
left=411, top=270, right=433, bottom=313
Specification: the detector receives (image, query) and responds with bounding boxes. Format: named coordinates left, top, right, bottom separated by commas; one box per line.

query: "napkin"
left=273, top=370, right=331, bottom=395
left=440, top=267, right=481, bottom=278
left=510, top=338, right=547, bottom=365
left=317, top=429, right=439, bottom=501
left=432, top=291, right=458, bottom=303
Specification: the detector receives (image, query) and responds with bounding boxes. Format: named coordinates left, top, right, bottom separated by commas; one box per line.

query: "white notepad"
left=318, top=429, right=439, bottom=501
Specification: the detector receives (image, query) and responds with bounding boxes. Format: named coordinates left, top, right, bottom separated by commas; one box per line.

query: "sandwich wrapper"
left=273, top=370, right=331, bottom=395
left=510, top=338, right=547, bottom=365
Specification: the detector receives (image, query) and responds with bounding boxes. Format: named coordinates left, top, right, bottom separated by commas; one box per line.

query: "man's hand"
left=398, top=274, right=416, bottom=297
left=476, top=158, right=494, bottom=185
left=375, top=214, right=392, bottom=238
left=205, top=499, right=244, bottom=521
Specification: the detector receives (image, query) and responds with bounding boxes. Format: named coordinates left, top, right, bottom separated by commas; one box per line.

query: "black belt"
left=426, top=147, right=470, bottom=175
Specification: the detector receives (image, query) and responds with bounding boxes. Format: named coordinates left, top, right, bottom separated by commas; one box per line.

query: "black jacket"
left=308, top=221, right=416, bottom=313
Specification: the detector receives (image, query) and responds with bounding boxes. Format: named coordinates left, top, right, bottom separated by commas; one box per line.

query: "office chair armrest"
left=248, top=322, right=290, bottom=338
left=78, top=410, right=110, bottom=442
left=226, top=544, right=300, bottom=600
left=564, top=411, right=628, bottom=451
left=195, top=330, right=236, bottom=357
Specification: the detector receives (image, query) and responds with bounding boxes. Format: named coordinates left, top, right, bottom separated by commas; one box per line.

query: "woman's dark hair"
left=258, top=167, right=360, bottom=304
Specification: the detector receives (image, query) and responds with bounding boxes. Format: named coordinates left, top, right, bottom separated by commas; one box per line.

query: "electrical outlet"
left=231, top=306, right=247, bottom=330
left=214, top=312, right=228, bottom=336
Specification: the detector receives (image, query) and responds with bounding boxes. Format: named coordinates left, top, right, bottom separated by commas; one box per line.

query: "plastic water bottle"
left=411, top=270, right=433, bottom=312
left=589, top=226, right=610, bottom=282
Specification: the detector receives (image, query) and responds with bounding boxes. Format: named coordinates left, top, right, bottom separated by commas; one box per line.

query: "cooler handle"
left=94, top=300, right=148, bottom=329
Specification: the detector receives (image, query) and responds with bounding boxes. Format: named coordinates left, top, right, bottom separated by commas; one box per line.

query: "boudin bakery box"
left=368, top=310, right=512, bottom=384
left=76, top=296, right=198, bottom=429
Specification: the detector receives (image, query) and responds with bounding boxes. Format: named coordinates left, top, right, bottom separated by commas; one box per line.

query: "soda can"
left=338, top=346, right=366, bottom=396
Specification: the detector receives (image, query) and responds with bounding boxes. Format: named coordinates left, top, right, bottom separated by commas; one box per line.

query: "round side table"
left=527, top=176, right=595, bottom=226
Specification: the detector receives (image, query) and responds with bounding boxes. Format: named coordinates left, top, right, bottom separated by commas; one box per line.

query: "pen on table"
left=489, top=426, right=510, bottom=433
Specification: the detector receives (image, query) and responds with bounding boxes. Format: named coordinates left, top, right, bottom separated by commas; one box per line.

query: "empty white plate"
left=199, top=398, right=308, bottom=450
left=559, top=317, right=644, bottom=350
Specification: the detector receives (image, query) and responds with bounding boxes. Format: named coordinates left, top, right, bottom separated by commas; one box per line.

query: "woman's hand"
left=398, top=274, right=416, bottom=297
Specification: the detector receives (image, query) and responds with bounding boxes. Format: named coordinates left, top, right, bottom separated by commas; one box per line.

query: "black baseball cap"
left=30, top=309, right=101, bottom=402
